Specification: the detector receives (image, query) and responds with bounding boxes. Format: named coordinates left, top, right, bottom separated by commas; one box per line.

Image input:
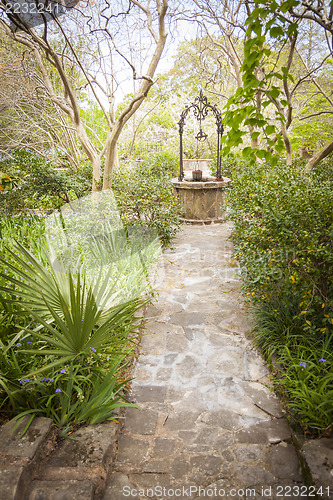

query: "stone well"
left=171, top=175, right=231, bottom=223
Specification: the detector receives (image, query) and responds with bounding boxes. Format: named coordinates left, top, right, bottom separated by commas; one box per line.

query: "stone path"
left=102, top=223, right=305, bottom=499
left=2, top=223, right=332, bottom=499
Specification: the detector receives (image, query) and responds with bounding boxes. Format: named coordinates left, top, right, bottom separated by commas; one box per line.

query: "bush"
left=210, top=152, right=240, bottom=179
left=227, top=157, right=333, bottom=435
left=113, top=151, right=182, bottom=246
left=0, top=150, right=91, bottom=213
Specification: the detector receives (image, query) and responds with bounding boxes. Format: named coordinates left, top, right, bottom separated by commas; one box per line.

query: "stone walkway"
left=102, top=223, right=304, bottom=500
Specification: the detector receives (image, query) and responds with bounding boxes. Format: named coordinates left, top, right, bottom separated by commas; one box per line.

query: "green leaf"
left=287, top=22, right=299, bottom=36
left=242, top=147, right=253, bottom=158
left=265, top=125, right=276, bottom=135
left=270, top=26, right=284, bottom=38
left=244, top=118, right=259, bottom=127
left=275, top=141, right=285, bottom=153
left=269, top=87, right=280, bottom=99
left=262, top=100, right=272, bottom=108
left=266, top=138, right=276, bottom=147
left=280, top=0, right=300, bottom=14
left=256, top=149, right=267, bottom=159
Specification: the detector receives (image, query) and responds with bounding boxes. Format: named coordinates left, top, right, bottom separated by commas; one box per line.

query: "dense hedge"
left=227, top=158, right=333, bottom=435
left=0, top=149, right=182, bottom=246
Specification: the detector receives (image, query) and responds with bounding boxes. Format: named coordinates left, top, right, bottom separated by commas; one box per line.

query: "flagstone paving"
left=102, top=223, right=305, bottom=500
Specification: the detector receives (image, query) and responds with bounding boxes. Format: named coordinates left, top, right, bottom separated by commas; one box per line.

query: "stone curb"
left=0, top=416, right=56, bottom=499
left=292, top=431, right=333, bottom=497
left=30, top=416, right=125, bottom=499
left=0, top=414, right=125, bottom=499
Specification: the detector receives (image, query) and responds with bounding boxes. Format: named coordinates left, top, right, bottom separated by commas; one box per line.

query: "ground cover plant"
left=227, top=157, right=333, bottom=435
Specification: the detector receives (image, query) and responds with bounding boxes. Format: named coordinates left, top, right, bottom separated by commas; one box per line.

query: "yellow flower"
left=290, top=276, right=295, bottom=283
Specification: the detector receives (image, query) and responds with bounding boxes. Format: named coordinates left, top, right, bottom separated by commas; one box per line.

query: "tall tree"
left=178, top=0, right=333, bottom=166
left=221, top=0, right=333, bottom=167
left=0, top=33, right=83, bottom=166
left=0, top=0, right=169, bottom=190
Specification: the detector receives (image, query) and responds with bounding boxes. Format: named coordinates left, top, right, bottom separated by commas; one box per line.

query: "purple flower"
left=299, top=362, right=307, bottom=368
left=91, top=348, right=96, bottom=353
left=60, top=368, right=66, bottom=374
left=319, top=358, right=326, bottom=363
left=55, top=388, right=62, bottom=393
left=27, top=342, right=32, bottom=345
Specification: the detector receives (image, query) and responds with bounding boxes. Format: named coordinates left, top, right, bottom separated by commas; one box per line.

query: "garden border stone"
left=0, top=416, right=55, bottom=499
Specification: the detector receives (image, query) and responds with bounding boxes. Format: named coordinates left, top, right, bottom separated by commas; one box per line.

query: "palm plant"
left=0, top=192, right=162, bottom=429
left=1, top=241, right=146, bottom=370
left=0, top=238, right=149, bottom=428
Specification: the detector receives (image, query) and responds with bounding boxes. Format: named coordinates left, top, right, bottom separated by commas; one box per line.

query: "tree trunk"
left=91, top=157, right=102, bottom=192
left=305, top=140, right=333, bottom=171
left=103, top=135, right=118, bottom=189
left=282, top=128, right=293, bottom=166
left=75, top=122, right=102, bottom=191
left=102, top=0, right=168, bottom=188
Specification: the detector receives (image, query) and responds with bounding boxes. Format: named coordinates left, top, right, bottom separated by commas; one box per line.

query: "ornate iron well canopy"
left=178, top=90, right=224, bottom=181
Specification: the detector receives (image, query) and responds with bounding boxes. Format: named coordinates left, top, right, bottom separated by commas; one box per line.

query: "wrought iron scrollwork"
left=178, top=90, right=224, bottom=181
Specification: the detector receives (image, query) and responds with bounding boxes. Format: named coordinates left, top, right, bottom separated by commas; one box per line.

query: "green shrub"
left=0, top=211, right=156, bottom=432
left=210, top=152, right=240, bottom=179
left=0, top=150, right=91, bottom=213
left=276, top=344, right=333, bottom=434
left=113, top=151, right=181, bottom=246
left=228, top=159, right=333, bottom=324
left=227, top=157, right=333, bottom=435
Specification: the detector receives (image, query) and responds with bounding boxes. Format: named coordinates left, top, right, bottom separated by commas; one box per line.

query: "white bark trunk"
left=305, top=140, right=333, bottom=171
left=102, top=0, right=168, bottom=188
